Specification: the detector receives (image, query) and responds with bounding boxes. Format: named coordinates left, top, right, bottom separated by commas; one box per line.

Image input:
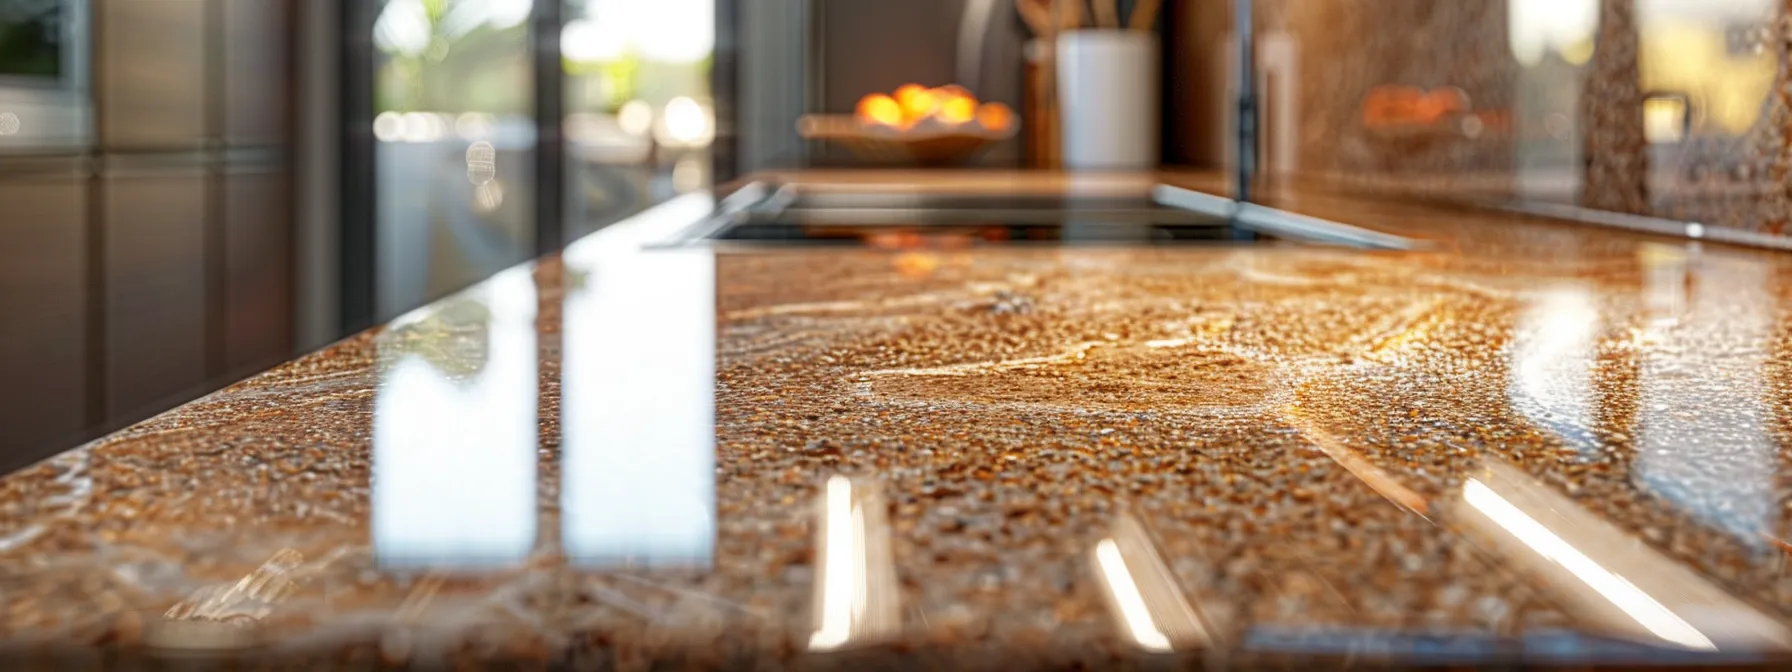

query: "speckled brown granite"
left=5, top=176, right=1792, bottom=668
left=1580, top=0, right=1650, bottom=215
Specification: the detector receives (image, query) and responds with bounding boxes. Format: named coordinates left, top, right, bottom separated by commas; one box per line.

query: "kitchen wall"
left=729, top=0, right=1027, bottom=171
left=0, top=0, right=299, bottom=472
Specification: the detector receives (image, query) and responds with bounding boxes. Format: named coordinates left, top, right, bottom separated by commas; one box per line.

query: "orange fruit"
left=976, top=102, right=1014, bottom=131
left=935, top=84, right=972, bottom=99
left=900, top=89, right=941, bottom=122
left=894, top=84, right=928, bottom=108
left=857, top=94, right=904, bottom=127
left=938, top=95, right=977, bottom=124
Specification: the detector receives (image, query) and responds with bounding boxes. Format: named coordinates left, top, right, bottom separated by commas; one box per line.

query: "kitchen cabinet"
left=224, top=0, right=291, bottom=147
left=224, top=169, right=293, bottom=375
left=103, top=171, right=207, bottom=418
left=97, top=0, right=207, bottom=149
left=0, top=0, right=300, bottom=465
left=0, top=174, right=88, bottom=467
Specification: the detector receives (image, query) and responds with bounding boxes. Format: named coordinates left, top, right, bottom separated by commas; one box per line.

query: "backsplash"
left=1251, top=0, right=1791, bottom=237
left=1262, top=0, right=1518, bottom=184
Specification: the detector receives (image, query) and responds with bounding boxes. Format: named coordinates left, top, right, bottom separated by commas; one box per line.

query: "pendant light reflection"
left=1090, top=513, right=1210, bottom=654
left=1094, top=539, right=1173, bottom=652
left=808, top=475, right=900, bottom=651
left=1462, top=478, right=1710, bottom=650
left=1455, top=461, right=1792, bottom=652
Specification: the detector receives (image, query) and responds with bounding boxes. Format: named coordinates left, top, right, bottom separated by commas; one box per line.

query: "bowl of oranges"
left=797, top=84, right=1018, bottom=165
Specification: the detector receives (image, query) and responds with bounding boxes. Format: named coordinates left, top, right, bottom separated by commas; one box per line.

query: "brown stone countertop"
left=6, top=171, right=1792, bottom=668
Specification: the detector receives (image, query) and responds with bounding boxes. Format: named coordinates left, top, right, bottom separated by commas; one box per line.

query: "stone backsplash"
left=1247, top=0, right=1792, bottom=237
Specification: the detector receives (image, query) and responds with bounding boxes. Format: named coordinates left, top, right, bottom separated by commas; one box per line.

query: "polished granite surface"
left=6, top=175, right=1792, bottom=667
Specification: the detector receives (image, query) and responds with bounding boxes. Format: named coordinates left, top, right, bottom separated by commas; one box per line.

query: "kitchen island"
left=5, top=173, right=1792, bottom=668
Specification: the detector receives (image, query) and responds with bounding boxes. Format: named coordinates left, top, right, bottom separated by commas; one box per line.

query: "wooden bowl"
left=797, top=115, right=1018, bottom=166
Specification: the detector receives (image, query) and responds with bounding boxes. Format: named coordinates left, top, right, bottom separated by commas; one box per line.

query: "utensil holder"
left=1057, top=30, right=1158, bottom=170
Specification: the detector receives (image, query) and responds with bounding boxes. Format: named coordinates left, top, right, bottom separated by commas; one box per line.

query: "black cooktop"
left=671, top=183, right=1415, bottom=250
left=710, top=219, right=1255, bottom=246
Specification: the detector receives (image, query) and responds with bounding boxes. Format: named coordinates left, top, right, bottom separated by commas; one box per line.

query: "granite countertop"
left=5, top=173, right=1792, bottom=668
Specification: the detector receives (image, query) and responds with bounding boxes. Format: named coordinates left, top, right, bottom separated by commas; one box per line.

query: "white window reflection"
left=371, top=0, right=537, bottom=320
left=1509, top=0, right=1597, bottom=67
left=561, top=249, right=716, bottom=567
left=1635, top=246, right=1775, bottom=547
left=372, top=266, right=539, bottom=569
left=564, top=0, right=714, bottom=64
left=1510, top=284, right=1601, bottom=452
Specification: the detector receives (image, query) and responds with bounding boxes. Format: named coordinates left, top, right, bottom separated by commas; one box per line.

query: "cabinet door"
left=224, top=169, right=293, bottom=374
left=104, top=172, right=207, bottom=418
left=224, top=0, right=291, bottom=146
left=0, top=175, right=88, bottom=468
left=98, top=0, right=207, bottom=149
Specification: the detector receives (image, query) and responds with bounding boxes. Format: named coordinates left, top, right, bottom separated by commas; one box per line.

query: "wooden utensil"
left=1093, top=0, right=1119, bottom=29
left=1015, top=0, right=1053, bottom=36
left=1013, top=0, right=1066, bottom=167
left=1023, top=43, right=1057, bottom=168
left=1127, top=0, right=1162, bottom=31
left=1055, top=0, right=1084, bottom=31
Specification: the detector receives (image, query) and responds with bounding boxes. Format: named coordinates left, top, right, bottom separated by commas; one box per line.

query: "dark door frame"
left=336, top=0, right=571, bottom=332
left=337, top=0, right=377, bottom=333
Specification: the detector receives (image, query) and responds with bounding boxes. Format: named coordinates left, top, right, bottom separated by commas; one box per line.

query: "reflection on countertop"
left=5, top=175, right=1792, bottom=667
